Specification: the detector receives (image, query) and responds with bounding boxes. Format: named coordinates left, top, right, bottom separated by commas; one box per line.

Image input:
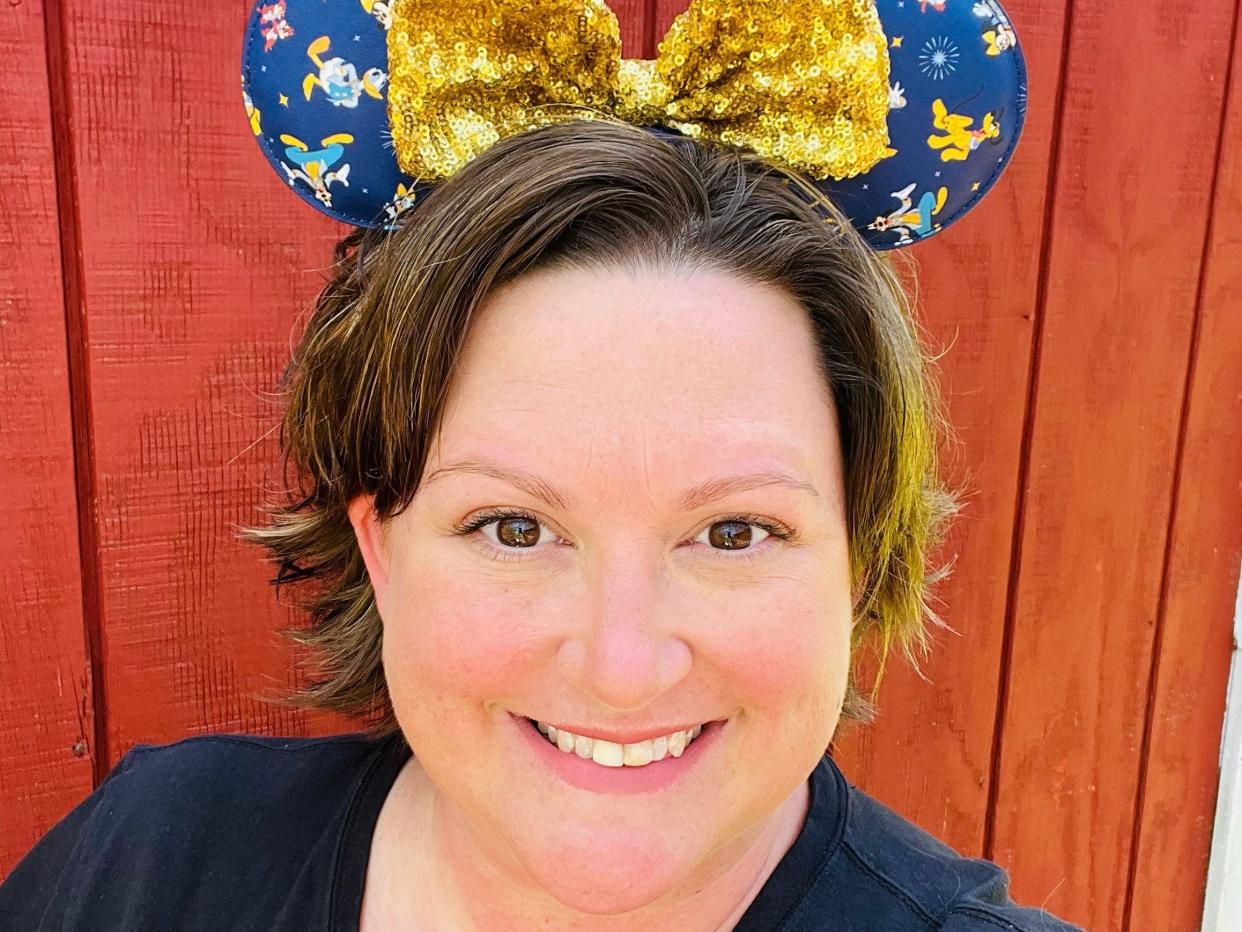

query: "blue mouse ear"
left=240, top=0, right=1026, bottom=247
left=241, top=0, right=419, bottom=227
left=819, top=0, right=1028, bottom=250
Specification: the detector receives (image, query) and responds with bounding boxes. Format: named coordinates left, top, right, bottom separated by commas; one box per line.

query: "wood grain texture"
left=56, top=0, right=355, bottom=761
left=0, top=0, right=95, bottom=877
left=986, top=0, right=1238, bottom=927
left=1126, top=6, right=1242, bottom=927
left=615, top=0, right=650, bottom=56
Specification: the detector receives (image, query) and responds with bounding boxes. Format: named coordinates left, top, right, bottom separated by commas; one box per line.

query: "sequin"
left=386, top=0, right=890, bottom=183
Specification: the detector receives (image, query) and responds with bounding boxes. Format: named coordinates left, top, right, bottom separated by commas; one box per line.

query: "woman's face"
left=351, top=263, right=854, bottom=914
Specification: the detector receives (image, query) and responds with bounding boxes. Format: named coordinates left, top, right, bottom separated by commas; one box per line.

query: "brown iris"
left=708, top=520, right=753, bottom=550
left=496, top=515, right=541, bottom=547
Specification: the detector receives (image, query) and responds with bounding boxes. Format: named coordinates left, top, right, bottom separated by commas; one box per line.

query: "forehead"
left=433, top=263, right=839, bottom=483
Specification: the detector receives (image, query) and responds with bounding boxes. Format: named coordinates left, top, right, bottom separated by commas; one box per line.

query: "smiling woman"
left=0, top=109, right=1078, bottom=932
left=341, top=256, right=860, bottom=922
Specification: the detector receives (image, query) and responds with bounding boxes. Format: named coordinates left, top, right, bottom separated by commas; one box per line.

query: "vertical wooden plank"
left=0, top=0, right=95, bottom=876
left=988, top=1, right=1236, bottom=928
left=1126, top=5, right=1242, bottom=927
left=56, top=0, right=350, bottom=760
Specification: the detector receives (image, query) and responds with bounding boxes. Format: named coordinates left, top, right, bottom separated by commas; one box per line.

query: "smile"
left=530, top=719, right=705, bottom=768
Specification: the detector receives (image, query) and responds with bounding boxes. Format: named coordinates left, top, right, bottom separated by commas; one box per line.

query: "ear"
left=347, top=495, right=389, bottom=601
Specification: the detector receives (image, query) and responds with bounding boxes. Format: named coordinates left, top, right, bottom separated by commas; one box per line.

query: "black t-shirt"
left=0, top=732, right=1080, bottom=930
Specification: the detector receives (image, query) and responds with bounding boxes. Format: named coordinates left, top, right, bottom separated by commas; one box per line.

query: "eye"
left=453, top=508, right=566, bottom=561
left=693, top=518, right=776, bottom=552
left=690, top=519, right=794, bottom=561
left=484, top=513, right=546, bottom=549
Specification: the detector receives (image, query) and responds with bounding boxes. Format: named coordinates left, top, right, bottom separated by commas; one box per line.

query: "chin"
left=510, top=820, right=700, bottom=916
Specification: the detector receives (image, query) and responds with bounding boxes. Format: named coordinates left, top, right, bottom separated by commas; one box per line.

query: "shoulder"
left=831, top=776, right=1082, bottom=930
left=93, top=731, right=390, bottom=839
left=111, top=730, right=390, bottom=807
left=0, top=731, right=403, bottom=931
left=95, top=730, right=400, bottom=873
left=743, top=757, right=1081, bottom=931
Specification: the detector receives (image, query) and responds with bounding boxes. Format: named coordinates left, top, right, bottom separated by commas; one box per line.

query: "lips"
left=514, top=712, right=721, bottom=793
left=531, top=718, right=705, bottom=768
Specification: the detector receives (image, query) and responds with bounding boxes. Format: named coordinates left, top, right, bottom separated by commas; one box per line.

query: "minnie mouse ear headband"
left=241, top=0, right=1026, bottom=250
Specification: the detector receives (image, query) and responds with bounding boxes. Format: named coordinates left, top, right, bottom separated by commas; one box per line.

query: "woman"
left=1, top=1, right=1081, bottom=928
left=0, top=117, right=1076, bottom=930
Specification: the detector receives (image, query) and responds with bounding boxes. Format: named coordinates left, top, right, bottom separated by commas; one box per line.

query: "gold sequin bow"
left=387, top=0, right=892, bottom=183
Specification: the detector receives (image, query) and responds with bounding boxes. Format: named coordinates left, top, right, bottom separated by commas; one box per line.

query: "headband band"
left=241, top=0, right=1026, bottom=249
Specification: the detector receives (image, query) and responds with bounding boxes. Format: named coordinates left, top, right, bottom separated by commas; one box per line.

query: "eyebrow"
left=424, top=461, right=572, bottom=510
left=677, top=471, right=819, bottom=511
left=423, top=460, right=819, bottom=512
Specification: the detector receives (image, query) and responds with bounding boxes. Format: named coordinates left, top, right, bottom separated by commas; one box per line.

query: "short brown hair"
left=245, top=118, right=958, bottom=736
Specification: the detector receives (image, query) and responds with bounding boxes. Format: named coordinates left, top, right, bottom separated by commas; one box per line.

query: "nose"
left=558, top=551, right=692, bottom=713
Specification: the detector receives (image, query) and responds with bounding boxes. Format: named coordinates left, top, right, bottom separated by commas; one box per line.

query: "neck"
left=366, top=757, right=809, bottom=931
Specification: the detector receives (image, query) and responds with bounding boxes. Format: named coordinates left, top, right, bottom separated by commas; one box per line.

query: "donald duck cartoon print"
left=302, top=37, right=387, bottom=108
left=280, top=133, right=354, bottom=207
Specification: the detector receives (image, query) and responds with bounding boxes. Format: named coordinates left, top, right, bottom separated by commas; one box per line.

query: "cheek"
left=380, top=549, right=552, bottom=710
left=710, top=584, right=851, bottom=708
left=690, top=554, right=853, bottom=732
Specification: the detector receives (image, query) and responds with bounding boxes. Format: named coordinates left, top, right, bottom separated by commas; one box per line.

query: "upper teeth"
left=535, top=721, right=705, bottom=768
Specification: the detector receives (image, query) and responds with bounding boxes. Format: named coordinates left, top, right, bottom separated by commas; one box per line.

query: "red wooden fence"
left=2, top=1, right=1240, bottom=928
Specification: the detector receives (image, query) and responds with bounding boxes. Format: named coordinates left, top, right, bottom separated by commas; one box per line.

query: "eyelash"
left=451, top=508, right=795, bottom=565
